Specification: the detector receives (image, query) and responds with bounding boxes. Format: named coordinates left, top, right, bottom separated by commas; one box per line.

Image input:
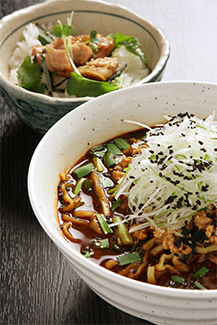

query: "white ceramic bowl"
left=0, top=0, right=170, bottom=133
left=28, top=81, right=217, bottom=325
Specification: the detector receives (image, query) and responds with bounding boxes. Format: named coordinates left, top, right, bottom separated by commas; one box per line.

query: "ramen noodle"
left=57, top=113, right=217, bottom=289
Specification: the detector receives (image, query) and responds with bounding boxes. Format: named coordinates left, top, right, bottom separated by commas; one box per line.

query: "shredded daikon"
left=114, top=112, right=217, bottom=233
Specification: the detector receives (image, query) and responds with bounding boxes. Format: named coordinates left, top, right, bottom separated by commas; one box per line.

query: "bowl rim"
left=0, top=0, right=170, bottom=103
left=28, top=80, right=217, bottom=298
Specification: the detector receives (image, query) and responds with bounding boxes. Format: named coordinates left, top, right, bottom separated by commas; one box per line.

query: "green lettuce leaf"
left=38, top=31, right=53, bottom=45
left=66, top=73, right=122, bottom=97
left=112, top=32, right=146, bottom=64
left=17, top=56, right=45, bottom=94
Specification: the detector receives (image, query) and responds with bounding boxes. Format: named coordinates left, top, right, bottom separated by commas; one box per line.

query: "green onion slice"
left=107, top=187, right=117, bottom=195
left=140, top=133, right=147, bottom=140
left=82, top=179, right=93, bottom=193
left=194, top=281, right=207, bottom=290
left=100, top=238, right=109, bottom=248
left=74, top=178, right=84, bottom=195
left=107, top=143, right=122, bottom=155
left=93, top=238, right=109, bottom=249
left=73, top=163, right=94, bottom=179
left=113, top=216, right=133, bottom=245
left=81, top=250, right=92, bottom=258
left=90, top=146, right=105, bottom=157
left=95, top=213, right=112, bottom=234
left=103, top=152, right=116, bottom=168
left=193, top=266, right=209, bottom=280
left=171, top=275, right=185, bottom=284
left=90, top=145, right=104, bottom=152
left=118, top=252, right=141, bottom=266
left=93, top=156, right=104, bottom=172
left=111, top=198, right=122, bottom=211
left=114, top=137, right=130, bottom=150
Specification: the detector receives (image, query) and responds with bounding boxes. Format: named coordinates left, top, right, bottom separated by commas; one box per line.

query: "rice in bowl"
left=9, top=22, right=150, bottom=98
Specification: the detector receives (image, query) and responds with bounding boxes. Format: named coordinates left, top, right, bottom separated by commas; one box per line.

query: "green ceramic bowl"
left=0, top=0, right=170, bottom=133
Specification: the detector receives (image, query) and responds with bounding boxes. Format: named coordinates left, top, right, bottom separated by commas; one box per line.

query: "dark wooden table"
left=1, top=1, right=217, bottom=324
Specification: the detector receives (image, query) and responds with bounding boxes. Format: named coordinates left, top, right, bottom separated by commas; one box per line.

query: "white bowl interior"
left=28, top=81, right=217, bottom=325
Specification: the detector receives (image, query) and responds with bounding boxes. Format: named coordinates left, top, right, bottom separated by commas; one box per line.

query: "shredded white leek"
left=114, top=112, right=217, bottom=233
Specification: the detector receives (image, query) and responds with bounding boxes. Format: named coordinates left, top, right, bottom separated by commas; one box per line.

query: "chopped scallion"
left=81, top=250, right=92, bottom=258
left=93, top=156, right=104, bottom=172
left=103, top=152, right=116, bottom=168
left=93, top=238, right=109, bottom=249
left=100, top=238, right=109, bottom=248
left=74, top=178, right=84, bottom=195
left=107, top=143, right=122, bottom=155
left=193, top=266, right=209, bottom=280
left=95, top=213, right=112, bottom=234
left=131, top=239, right=139, bottom=253
left=111, top=198, right=122, bottom=211
left=118, top=252, right=141, bottom=266
left=90, top=145, right=104, bottom=153
left=171, top=275, right=185, bottom=284
left=113, top=216, right=133, bottom=245
left=194, top=281, right=207, bottom=290
left=107, top=187, right=118, bottom=195
left=140, top=133, right=147, bottom=140
left=82, top=179, right=93, bottom=193
left=114, top=137, right=130, bottom=150
left=73, top=163, right=94, bottom=178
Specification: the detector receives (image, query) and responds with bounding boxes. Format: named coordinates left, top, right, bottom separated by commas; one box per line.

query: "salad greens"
left=16, top=12, right=147, bottom=98
left=111, top=32, right=146, bottom=64
left=17, top=56, right=46, bottom=94
left=66, top=72, right=122, bottom=97
left=84, top=29, right=102, bottom=52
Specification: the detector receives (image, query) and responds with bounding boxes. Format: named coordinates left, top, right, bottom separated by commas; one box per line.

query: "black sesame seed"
left=196, top=199, right=201, bottom=205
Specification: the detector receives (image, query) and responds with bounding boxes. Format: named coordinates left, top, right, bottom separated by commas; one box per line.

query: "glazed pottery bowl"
left=0, top=0, right=170, bottom=133
left=28, top=81, right=217, bottom=325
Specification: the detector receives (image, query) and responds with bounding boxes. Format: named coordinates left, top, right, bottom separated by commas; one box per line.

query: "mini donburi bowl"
left=28, top=81, right=217, bottom=325
left=0, top=0, right=170, bottom=133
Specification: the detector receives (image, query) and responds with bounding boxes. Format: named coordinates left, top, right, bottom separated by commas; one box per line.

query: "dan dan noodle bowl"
left=57, top=113, right=217, bottom=289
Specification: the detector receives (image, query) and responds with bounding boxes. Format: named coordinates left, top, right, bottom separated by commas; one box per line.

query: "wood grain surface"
left=1, top=1, right=217, bottom=324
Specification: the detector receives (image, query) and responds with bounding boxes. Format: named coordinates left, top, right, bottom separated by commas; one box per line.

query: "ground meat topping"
left=194, top=210, right=212, bottom=230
